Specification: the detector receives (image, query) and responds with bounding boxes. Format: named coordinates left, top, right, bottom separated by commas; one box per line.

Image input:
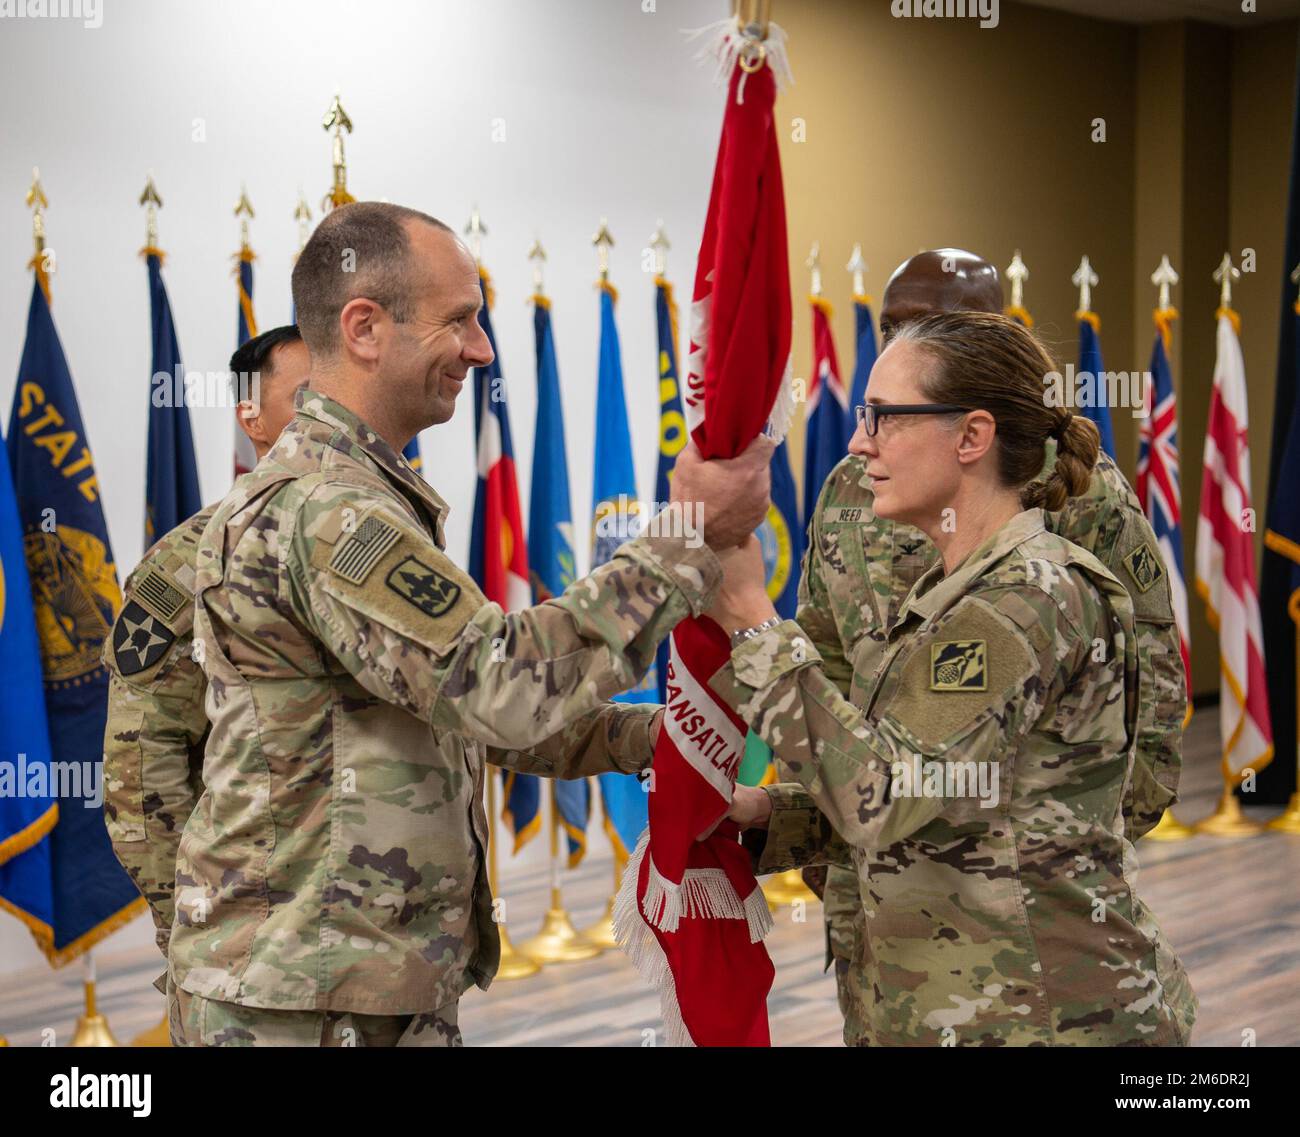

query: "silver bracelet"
left=730, top=615, right=782, bottom=648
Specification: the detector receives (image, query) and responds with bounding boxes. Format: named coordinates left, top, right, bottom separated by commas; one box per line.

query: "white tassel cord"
left=683, top=18, right=794, bottom=100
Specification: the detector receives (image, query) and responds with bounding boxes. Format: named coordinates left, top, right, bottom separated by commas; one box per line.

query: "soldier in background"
left=791, top=250, right=1188, bottom=1044
left=168, top=201, right=773, bottom=1046
left=709, top=311, right=1196, bottom=1045
left=102, top=324, right=310, bottom=1037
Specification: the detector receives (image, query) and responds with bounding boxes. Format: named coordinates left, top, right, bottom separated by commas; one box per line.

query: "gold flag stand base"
left=70, top=980, right=120, bottom=1047
left=1142, top=809, right=1196, bottom=841
left=762, top=869, right=815, bottom=907
left=132, top=1012, right=171, bottom=1047
left=1265, top=792, right=1300, bottom=835
left=518, top=906, right=603, bottom=963
left=496, top=927, right=542, bottom=980
left=1194, top=789, right=1264, bottom=838
left=581, top=906, right=618, bottom=952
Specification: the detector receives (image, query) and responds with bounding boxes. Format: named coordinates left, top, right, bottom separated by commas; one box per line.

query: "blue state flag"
left=847, top=297, right=878, bottom=429
left=4, top=276, right=143, bottom=963
left=762, top=439, right=802, bottom=620
left=652, top=277, right=687, bottom=703
left=0, top=408, right=57, bottom=939
left=1078, top=315, right=1116, bottom=459
left=591, top=283, right=654, bottom=859
left=145, top=251, right=202, bottom=549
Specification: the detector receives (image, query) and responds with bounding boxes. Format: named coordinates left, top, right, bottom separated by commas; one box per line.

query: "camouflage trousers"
left=171, top=986, right=462, bottom=1047
left=833, top=958, right=872, bottom=1047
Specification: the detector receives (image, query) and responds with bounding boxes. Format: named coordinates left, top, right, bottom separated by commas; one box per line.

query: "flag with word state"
left=233, top=250, right=258, bottom=478
left=615, top=20, right=794, bottom=1047
left=803, top=295, right=849, bottom=522
left=0, top=406, right=57, bottom=943
left=591, top=280, right=656, bottom=861
left=5, top=274, right=143, bottom=963
left=465, top=268, right=548, bottom=853
left=144, top=249, right=202, bottom=550
left=847, top=294, right=878, bottom=427
left=1136, top=309, right=1191, bottom=703
left=1195, top=309, right=1273, bottom=779
left=1077, top=313, right=1116, bottom=459
left=653, top=276, right=688, bottom=704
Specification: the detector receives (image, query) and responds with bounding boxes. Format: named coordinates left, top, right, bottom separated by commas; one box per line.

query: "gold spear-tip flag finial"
left=294, top=189, right=313, bottom=255
left=139, top=172, right=164, bottom=258
left=846, top=242, right=868, bottom=299
left=234, top=184, right=255, bottom=255
left=1004, top=249, right=1033, bottom=326
left=1072, top=254, right=1099, bottom=316
left=464, top=204, right=487, bottom=265
left=806, top=240, right=823, bottom=298
left=593, top=217, right=614, bottom=286
left=27, top=167, right=51, bottom=298
left=1151, top=255, right=1179, bottom=311
left=1214, top=252, right=1240, bottom=312
left=650, top=220, right=670, bottom=277
left=321, top=93, right=355, bottom=212
left=528, top=236, right=547, bottom=299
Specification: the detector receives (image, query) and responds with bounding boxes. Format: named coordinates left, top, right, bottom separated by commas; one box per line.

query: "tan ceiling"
left=1018, top=0, right=1300, bottom=25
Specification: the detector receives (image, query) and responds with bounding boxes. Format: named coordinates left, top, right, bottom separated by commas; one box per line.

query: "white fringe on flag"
left=765, top=354, right=796, bottom=443
left=683, top=18, right=794, bottom=102
left=613, top=828, right=776, bottom=1047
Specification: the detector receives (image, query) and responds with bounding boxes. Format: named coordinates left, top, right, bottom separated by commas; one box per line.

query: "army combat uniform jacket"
left=170, top=389, right=720, bottom=1016
left=806, top=451, right=1188, bottom=984
left=710, top=509, right=1196, bottom=1046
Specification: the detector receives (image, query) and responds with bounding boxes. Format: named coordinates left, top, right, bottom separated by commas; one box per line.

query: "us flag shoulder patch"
left=135, top=568, right=187, bottom=624
left=329, top=515, right=402, bottom=585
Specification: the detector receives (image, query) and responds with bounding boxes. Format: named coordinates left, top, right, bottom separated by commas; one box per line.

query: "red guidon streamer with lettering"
left=613, top=18, right=794, bottom=1047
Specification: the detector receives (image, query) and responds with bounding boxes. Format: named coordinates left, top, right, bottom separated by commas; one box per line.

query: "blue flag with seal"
left=5, top=274, right=143, bottom=963
left=1077, top=313, right=1116, bottom=459
left=652, top=275, right=687, bottom=703
left=144, top=249, right=202, bottom=549
left=590, top=281, right=654, bottom=859
left=0, top=405, right=57, bottom=941
left=847, top=294, right=878, bottom=429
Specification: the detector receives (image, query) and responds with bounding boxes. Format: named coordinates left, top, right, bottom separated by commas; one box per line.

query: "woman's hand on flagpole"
left=705, top=535, right=777, bottom=634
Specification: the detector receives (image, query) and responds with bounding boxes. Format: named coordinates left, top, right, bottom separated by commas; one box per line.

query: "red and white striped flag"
left=614, top=17, right=793, bottom=1047
left=1195, top=309, right=1273, bottom=777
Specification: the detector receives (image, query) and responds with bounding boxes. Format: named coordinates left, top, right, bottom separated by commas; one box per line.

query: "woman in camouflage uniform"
left=705, top=310, right=1195, bottom=1046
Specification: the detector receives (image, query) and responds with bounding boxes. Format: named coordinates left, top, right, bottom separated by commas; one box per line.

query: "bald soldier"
left=102, top=324, right=310, bottom=1030
left=792, top=249, right=1187, bottom=1045
left=168, top=201, right=772, bottom=1047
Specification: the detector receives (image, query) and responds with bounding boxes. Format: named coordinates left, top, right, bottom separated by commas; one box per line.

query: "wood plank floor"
left=1, top=708, right=1296, bottom=1046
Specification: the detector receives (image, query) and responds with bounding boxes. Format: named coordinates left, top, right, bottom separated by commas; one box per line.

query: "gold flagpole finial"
left=1151, top=255, right=1179, bottom=311
left=464, top=205, right=487, bottom=265
left=846, top=243, right=867, bottom=298
left=1213, top=252, right=1240, bottom=310
left=234, top=185, right=255, bottom=253
left=1006, top=249, right=1029, bottom=312
left=593, top=217, right=614, bottom=284
left=294, top=189, right=313, bottom=255
left=806, top=241, right=823, bottom=298
left=26, top=167, right=51, bottom=297
left=650, top=220, right=670, bottom=278
left=139, top=172, right=163, bottom=252
left=528, top=238, right=547, bottom=297
left=1072, top=254, right=1098, bottom=315
left=321, top=93, right=355, bottom=212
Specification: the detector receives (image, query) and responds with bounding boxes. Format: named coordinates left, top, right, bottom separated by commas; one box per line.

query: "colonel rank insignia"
left=112, top=600, right=176, bottom=676
left=1123, top=542, right=1164, bottom=594
left=387, top=556, right=461, bottom=617
left=930, top=639, right=987, bottom=692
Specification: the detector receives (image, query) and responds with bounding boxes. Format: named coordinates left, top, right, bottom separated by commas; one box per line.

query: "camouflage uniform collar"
left=295, top=386, right=451, bottom=546
left=897, top=508, right=1046, bottom=627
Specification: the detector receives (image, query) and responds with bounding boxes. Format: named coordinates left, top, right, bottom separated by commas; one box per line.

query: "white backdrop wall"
left=0, top=0, right=730, bottom=974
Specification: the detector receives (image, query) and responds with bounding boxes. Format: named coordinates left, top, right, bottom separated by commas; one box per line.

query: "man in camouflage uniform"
left=165, top=202, right=771, bottom=1046
left=786, top=251, right=1188, bottom=1043
left=102, top=325, right=310, bottom=1039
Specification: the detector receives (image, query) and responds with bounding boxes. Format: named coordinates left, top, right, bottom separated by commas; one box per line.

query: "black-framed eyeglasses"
left=854, top=403, right=972, bottom=438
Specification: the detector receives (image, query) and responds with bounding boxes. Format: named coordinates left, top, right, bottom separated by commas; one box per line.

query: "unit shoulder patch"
left=111, top=600, right=177, bottom=676
left=930, top=639, right=988, bottom=692
left=1122, top=541, right=1164, bottom=594
left=386, top=556, right=462, bottom=618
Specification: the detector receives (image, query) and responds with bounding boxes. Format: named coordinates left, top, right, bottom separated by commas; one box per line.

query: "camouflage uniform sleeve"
left=738, top=783, right=854, bottom=874
left=710, top=584, right=1085, bottom=851
left=102, top=639, right=208, bottom=962
left=288, top=487, right=719, bottom=751
left=487, top=702, right=658, bottom=779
